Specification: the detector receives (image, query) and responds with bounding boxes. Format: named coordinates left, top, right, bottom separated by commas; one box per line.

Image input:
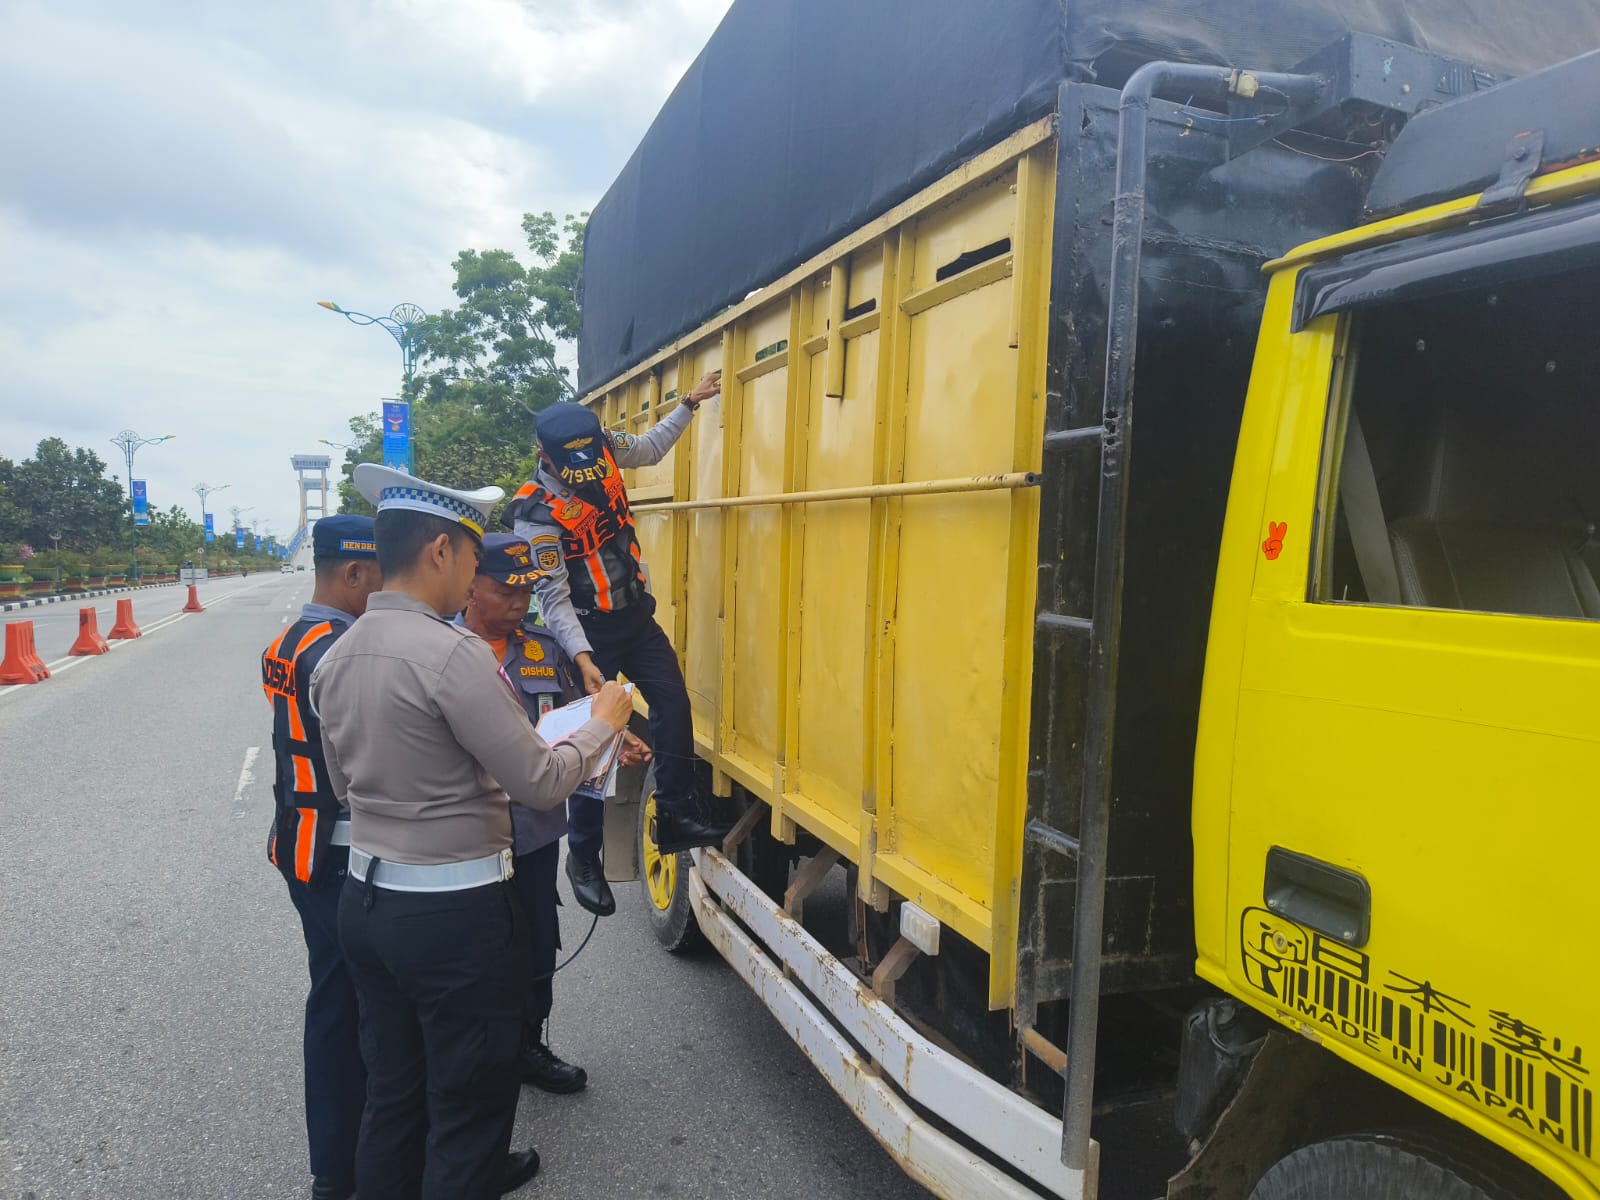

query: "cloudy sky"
left=0, top=0, right=734, bottom=540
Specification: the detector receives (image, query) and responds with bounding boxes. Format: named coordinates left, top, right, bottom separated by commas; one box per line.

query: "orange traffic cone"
left=69, top=607, right=111, bottom=655
left=0, top=620, right=49, bottom=684
left=182, top=584, right=204, bottom=613
left=108, top=598, right=143, bottom=639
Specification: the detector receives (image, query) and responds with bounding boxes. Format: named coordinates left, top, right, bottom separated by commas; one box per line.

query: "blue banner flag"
left=235, top=528, right=245, bottom=550
left=131, top=479, right=149, bottom=527
left=203, top=513, right=214, bottom=543
left=381, top=399, right=412, bottom=473
left=255, top=535, right=262, bottom=552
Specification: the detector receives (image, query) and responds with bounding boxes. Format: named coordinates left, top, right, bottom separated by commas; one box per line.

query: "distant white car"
left=281, top=564, right=294, bottom=574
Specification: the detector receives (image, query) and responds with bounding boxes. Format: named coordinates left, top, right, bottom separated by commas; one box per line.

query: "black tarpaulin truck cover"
left=576, top=0, right=1600, bottom=392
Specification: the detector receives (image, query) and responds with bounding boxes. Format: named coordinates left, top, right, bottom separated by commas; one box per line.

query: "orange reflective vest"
left=506, top=441, right=646, bottom=613
left=260, top=616, right=346, bottom=884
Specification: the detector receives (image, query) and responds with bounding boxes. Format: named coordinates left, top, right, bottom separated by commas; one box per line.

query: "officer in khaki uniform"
left=311, top=465, right=634, bottom=1200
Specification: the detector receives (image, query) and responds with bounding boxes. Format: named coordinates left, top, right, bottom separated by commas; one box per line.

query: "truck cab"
left=1195, top=60, right=1600, bottom=1198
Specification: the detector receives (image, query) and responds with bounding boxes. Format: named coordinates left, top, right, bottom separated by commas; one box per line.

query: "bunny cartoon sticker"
left=1262, top=522, right=1287, bottom=561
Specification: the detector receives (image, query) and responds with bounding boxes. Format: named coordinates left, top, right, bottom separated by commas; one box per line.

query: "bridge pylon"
left=290, top=454, right=334, bottom=530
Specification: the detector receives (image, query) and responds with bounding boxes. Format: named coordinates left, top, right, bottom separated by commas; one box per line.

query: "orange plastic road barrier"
left=0, top=620, right=50, bottom=684
left=69, top=607, right=111, bottom=656
left=182, top=584, right=204, bottom=613
left=108, top=598, right=142, bottom=640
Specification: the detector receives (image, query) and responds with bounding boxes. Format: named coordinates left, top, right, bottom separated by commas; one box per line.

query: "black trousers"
left=338, top=876, right=531, bottom=1200
left=582, top=593, right=695, bottom=808
left=509, top=843, right=560, bottom=1034
left=284, top=847, right=366, bottom=1182
left=566, top=791, right=604, bottom=860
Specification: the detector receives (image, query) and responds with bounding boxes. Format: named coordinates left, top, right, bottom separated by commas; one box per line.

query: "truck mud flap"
left=690, top=848, right=1094, bottom=1200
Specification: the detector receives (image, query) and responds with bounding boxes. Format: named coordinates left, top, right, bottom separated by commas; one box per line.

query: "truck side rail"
left=689, top=847, right=1091, bottom=1200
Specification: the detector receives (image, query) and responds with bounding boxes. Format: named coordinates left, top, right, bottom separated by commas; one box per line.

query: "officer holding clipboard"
left=311, top=465, right=633, bottom=1200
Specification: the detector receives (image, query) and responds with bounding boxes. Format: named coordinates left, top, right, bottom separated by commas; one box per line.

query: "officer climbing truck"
left=569, top=2, right=1600, bottom=1197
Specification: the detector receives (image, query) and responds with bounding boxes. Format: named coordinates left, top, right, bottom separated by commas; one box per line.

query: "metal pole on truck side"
left=1060, top=59, right=1324, bottom=1179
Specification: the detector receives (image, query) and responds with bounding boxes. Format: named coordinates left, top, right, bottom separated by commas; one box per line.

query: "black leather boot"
left=499, top=1147, right=541, bottom=1194
left=564, top=849, right=616, bottom=916
left=521, top=1037, right=588, bottom=1094
left=310, top=1179, right=354, bottom=1200
left=653, top=793, right=734, bottom=854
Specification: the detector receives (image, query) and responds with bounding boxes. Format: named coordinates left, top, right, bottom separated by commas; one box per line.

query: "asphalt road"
left=0, top=573, right=935, bottom=1200
left=4, top=573, right=277, bottom=663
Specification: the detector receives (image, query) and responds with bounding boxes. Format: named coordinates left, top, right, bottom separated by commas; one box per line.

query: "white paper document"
left=534, top=685, right=632, bottom=793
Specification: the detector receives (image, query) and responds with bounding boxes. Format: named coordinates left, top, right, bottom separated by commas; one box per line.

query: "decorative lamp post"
left=50, top=532, right=61, bottom=589
left=227, top=506, right=253, bottom=571
left=317, top=301, right=428, bottom=473
left=109, top=430, right=175, bottom=584
left=194, top=482, right=229, bottom=557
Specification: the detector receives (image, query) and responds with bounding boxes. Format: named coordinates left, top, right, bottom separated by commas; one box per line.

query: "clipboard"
left=534, top=685, right=632, bottom=792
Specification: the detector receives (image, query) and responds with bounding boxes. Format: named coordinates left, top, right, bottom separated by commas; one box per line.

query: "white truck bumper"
left=689, top=848, right=1093, bottom=1200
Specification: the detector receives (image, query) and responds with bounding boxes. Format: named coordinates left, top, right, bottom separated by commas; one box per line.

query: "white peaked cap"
left=352, top=463, right=503, bottom=537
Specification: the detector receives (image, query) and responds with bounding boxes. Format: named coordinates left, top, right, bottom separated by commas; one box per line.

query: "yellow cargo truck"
left=572, top=4, right=1600, bottom=1197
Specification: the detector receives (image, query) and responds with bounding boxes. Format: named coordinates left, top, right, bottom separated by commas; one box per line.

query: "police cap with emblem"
left=352, top=463, right=502, bottom=539
left=535, top=403, right=608, bottom=489
left=311, top=514, right=378, bottom=562
left=476, top=532, right=548, bottom=588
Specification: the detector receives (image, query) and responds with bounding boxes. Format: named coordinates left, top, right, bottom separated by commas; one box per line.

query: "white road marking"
left=0, top=577, right=273, bottom=703
left=233, top=746, right=261, bottom=818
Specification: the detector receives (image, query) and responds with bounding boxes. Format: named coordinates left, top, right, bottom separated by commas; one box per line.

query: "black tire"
left=1250, top=1136, right=1500, bottom=1200
left=636, top=765, right=704, bottom=953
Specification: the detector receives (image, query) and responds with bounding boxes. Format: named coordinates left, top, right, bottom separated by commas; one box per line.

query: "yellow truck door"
left=1199, top=233, right=1600, bottom=1198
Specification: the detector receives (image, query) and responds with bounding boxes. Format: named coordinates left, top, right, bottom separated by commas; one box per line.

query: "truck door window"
left=1315, top=264, right=1600, bottom=620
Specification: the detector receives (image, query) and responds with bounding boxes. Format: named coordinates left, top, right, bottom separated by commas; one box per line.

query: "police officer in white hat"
left=311, top=465, right=634, bottom=1200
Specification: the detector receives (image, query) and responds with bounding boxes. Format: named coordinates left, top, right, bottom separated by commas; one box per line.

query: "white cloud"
left=0, top=0, right=734, bottom=536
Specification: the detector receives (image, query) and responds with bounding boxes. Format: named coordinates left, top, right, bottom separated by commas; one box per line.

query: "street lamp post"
left=318, top=438, right=362, bottom=452
left=193, top=482, right=230, bottom=558
left=317, top=301, right=428, bottom=398
left=109, top=430, right=175, bottom=584
left=317, top=301, right=428, bottom=473
left=49, top=532, right=61, bottom=590
left=228, top=506, right=254, bottom=573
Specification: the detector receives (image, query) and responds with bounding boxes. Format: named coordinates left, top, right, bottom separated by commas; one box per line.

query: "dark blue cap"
left=478, top=531, right=558, bottom=587
left=312, top=515, right=377, bottom=560
left=535, top=403, right=608, bottom=488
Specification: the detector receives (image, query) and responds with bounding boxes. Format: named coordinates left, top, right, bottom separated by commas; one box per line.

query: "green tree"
left=3, top=438, right=128, bottom=551
left=335, top=212, right=584, bottom=518
left=143, top=504, right=204, bottom=561
left=0, top=463, right=26, bottom=552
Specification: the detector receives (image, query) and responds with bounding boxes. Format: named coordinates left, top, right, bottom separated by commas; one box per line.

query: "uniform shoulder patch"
left=530, top=532, right=560, bottom=546
left=611, top=431, right=634, bottom=450
left=537, top=545, right=561, bottom=571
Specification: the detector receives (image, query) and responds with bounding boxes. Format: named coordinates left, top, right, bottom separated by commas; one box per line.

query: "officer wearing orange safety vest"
left=260, top=515, right=382, bottom=1200
left=506, top=371, right=733, bottom=866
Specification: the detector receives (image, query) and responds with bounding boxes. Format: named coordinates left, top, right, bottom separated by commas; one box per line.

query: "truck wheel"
left=637, top=767, right=703, bottom=953
left=1250, top=1136, right=1499, bottom=1200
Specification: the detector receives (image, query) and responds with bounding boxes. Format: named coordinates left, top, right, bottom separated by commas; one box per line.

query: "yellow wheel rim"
left=642, top=789, right=676, bottom=911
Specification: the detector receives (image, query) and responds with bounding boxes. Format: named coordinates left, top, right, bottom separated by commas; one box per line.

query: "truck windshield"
left=1315, top=262, right=1600, bottom=621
